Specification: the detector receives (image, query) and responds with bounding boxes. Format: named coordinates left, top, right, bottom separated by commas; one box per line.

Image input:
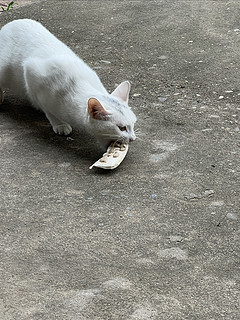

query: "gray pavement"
left=0, top=1, right=239, bottom=319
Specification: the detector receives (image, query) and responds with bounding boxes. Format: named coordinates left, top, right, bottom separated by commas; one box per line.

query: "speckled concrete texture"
left=0, top=1, right=239, bottom=319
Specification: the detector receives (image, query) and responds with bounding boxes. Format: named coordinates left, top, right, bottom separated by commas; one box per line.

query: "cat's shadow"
left=0, top=97, right=106, bottom=165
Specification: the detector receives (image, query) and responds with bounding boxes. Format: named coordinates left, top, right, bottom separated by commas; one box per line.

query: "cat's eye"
left=118, top=125, right=127, bottom=132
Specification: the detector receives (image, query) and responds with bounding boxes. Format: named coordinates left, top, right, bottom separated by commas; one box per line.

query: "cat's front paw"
left=53, top=123, right=72, bottom=136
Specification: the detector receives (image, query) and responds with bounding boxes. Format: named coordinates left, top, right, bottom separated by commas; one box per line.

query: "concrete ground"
left=0, top=1, right=239, bottom=319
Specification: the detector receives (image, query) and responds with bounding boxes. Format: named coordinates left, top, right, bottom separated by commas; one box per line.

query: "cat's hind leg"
left=0, top=88, right=4, bottom=104
left=45, top=112, right=72, bottom=136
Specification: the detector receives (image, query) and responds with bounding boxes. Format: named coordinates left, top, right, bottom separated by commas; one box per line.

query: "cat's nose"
left=129, top=134, right=136, bottom=142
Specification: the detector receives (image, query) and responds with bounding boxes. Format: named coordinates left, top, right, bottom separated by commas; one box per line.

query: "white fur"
left=0, top=19, right=136, bottom=145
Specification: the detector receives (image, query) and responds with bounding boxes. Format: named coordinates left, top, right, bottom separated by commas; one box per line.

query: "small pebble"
left=158, top=97, right=168, bottom=102
left=203, top=189, right=215, bottom=197
left=226, top=213, right=237, bottom=221
left=168, top=235, right=183, bottom=242
left=209, top=114, right=220, bottom=119
left=159, top=55, right=168, bottom=60
left=100, top=60, right=111, bottom=64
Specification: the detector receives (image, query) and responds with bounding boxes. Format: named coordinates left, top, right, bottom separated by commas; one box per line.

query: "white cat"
left=0, top=19, right=136, bottom=146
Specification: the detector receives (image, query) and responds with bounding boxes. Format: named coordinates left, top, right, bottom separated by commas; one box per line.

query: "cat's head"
left=88, top=81, right=137, bottom=146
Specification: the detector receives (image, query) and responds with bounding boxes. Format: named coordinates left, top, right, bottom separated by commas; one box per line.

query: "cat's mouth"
left=106, top=135, right=135, bottom=147
left=107, top=139, right=127, bottom=149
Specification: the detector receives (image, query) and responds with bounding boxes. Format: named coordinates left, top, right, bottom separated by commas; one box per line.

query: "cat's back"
left=0, top=19, right=72, bottom=58
left=0, top=19, right=77, bottom=96
left=1, top=19, right=54, bottom=46
left=1, top=19, right=45, bottom=34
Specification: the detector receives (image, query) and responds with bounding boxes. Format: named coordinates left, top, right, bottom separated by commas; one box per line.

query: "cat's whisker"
left=101, top=132, right=119, bottom=136
left=136, top=133, right=144, bottom=137
left=135, top=136, right=144, bottom=141
left=134, top=128, right=143, bottom=135
left=135, top=131, right=144, bottom=136
left=101, top=134, right=121, bottom=140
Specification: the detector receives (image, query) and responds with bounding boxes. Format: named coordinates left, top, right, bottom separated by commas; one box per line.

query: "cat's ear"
left=111, top=81, right=131, bottom=104
left=88, top=98, right=110, bottom=120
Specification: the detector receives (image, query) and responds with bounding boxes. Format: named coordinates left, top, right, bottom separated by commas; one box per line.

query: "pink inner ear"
left=111, top=81, right=131, bottom=104
left=88, top=98, right=109, bottom=120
